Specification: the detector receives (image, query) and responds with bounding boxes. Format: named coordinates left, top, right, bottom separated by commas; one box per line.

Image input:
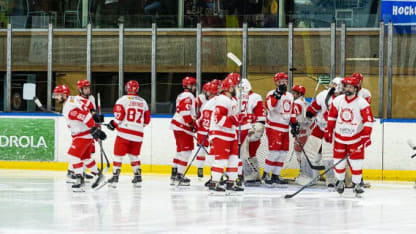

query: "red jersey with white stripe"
left=293, top=97, right=309, bottom=132
left=170, top=91, right=196, bottom=136
left=75, top=95, right=96, bottom=112
left=196, top=96, right=217, bottom=136
left=327, top=95, right=373, bottom=144
left=358, top=88, right=372, bottom=104
left=307, top=89, right=335, bottom=132
left=113, top=95, right=150, bottom=142
left=210, top=94, right=237, bottom=141
left=63, top=96, right=95, bottom=139
left=265, top=90, right=296, bottom=132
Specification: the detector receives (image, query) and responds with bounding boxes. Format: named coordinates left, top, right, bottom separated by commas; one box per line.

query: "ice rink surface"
left=0, top=170, right=416, bottom=234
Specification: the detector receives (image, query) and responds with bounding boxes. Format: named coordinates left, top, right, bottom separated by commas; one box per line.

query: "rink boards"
left=0, top=114, right=416, bottom=181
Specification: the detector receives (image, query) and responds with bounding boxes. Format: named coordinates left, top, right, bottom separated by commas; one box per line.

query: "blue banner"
left=382, top=0, right=416, bottom=25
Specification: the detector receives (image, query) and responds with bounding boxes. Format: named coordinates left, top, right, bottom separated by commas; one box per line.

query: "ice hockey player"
left=66, top=79, right=103, bottom=182
left=290, top=85, right=313, bottom=185
left=195, top=81, right=220, bottom=179
left=106, top=80, right=151, bottom=188
left=194, top=82, right=210, bottom=179
left=350, top=73, right=372, bottom=189
left=325, top=76, right=373, bottom=197
left=352, top=73, right=372, bottom=104
left=53, top=84, right=107, bottom=192
left=302, top=77, right=343, bottom=189
left=239, top=78, right=266, bottom=186
left=209, top=77, right=245, bottom=193
left=170, top=76, right=197, bottom=186
left=262, top=72, right=298, bottom=186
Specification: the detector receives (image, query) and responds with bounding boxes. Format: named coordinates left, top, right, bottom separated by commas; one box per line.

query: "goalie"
left=238, top=79, right=266, bottom=185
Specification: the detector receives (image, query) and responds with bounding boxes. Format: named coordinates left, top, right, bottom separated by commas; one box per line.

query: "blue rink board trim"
left=2, top=112, right=416, bottom=123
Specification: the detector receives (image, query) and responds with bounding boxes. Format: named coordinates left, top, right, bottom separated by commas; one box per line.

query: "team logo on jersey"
left=283, top=100, right=291, bottom=112
left=340, top=108, right=354, bottom=123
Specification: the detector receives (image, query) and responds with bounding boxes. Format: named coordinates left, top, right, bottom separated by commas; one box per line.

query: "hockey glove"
left=273, top=90, right=282, bottom=100
left=290, top=121, right=300, bottom=137
left=305, top=111, right=314, bottom=119
left=106, top=120, right=117, bottom=131
left=93, top=113, right=104, bottom=123
left=324, top=131, right=333, bottom=143
left=90, top=126, right=107, bottom=140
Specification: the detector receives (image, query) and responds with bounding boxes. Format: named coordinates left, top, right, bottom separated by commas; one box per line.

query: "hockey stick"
left=33, top=97, right=61, bottom=114
left=226, top=52, right=244, bottom=160
left=178, top=133, right=209, bottom=186
left=193, top=135, right=210, bottom=155
left=294, top=136, right=325, bottom=170
left=407, top=139, right=416, bottom=158
left=92, top=93, right=110, bottom=190
left=284, top=144, right=364, bottom=199
left=284, top=153, right=349, bottom=199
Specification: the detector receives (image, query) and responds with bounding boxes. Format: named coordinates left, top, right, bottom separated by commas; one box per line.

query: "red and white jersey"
left=246, top=92, right=266, bottom=122
left=75, top=95, right=96, bottom=112
left=62, top=96, right=95, bottom=139
left=210, top=94, right=237, bottom=141
left=265, top=91, right=296, bottom=133
left=307, top=89, right=336, bottom=131
left=196, top=93, right=207, bottom=117
left=197, top=96, right=217, bottom=136
left=113, top=95, right=150, bottom=142
left=170, top=91, right=196, bottom=135
left=293, top=97, right=309, bottom=132
left=358, top=88, right=372, bottom=104
left=327, top=95, right=374, bottom=145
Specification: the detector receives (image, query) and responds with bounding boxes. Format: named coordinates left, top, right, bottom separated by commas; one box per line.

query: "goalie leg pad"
left=243, top=157, right=261, bottom=181
left=303, top=135, right=323, bottom=165
left=249, top=122, right=265, bottom=141
left=321, top=140, right=334, bottom=161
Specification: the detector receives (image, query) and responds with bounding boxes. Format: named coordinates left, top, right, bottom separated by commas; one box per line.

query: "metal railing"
left=3, top=22, right=393, bottom=116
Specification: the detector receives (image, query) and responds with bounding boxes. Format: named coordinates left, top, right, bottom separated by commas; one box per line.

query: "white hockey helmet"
left=241, top=79, right=252, bottom=93
left=331, top=77, right=344, bottom=93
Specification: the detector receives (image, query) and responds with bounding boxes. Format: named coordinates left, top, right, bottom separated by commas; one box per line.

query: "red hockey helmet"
left=202, top=82, right=211, bottom=92
left=292, top=85, right=306, bottom=95
left=182, top=76, right=196, bottom=87
left=77, top=79, right=90, bottom=89
left=208, top=82, right=219, bottom=95
left=342, top=76, right=360, bottom=87
left=53, top=85, right=70, bottom=96
left=274, top=72, right=288, bottom=82
left=125, top=80, right=139, bottom=93
left=221, top=77, right=236, bottom=92
left=211, top=79, right=221, bottom=87
left=351, top=73, right=363, bottom=82
left=226, top=72, right=240, bottom=84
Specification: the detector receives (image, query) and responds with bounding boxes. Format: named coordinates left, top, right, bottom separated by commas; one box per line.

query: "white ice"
left=0, top=169, right=415, bottom=234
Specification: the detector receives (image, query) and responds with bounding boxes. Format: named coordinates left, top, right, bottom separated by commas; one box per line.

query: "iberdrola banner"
left=0, top=118, right=55, bottom=161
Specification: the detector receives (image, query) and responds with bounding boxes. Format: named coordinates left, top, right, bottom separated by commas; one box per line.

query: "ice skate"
left=72, top=174, right=85, bottom=192
left=353, top=183, right=364, bottom=198
left=209, top=181, right=226, bottom=195
left=262, top=173, right=274, bottom=187
left=335, top=180, right=345, bottom=195
left=226, top=181, right=244, bottom=195
left=132, top=169, right=142, bottom=188
left=170, top=167, right=177, bottom=185
left=108, top=169, right=120, bottom=188
left=175, top=173, right=190, bottom=186
left=66, top=170, right=76, bottom=183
